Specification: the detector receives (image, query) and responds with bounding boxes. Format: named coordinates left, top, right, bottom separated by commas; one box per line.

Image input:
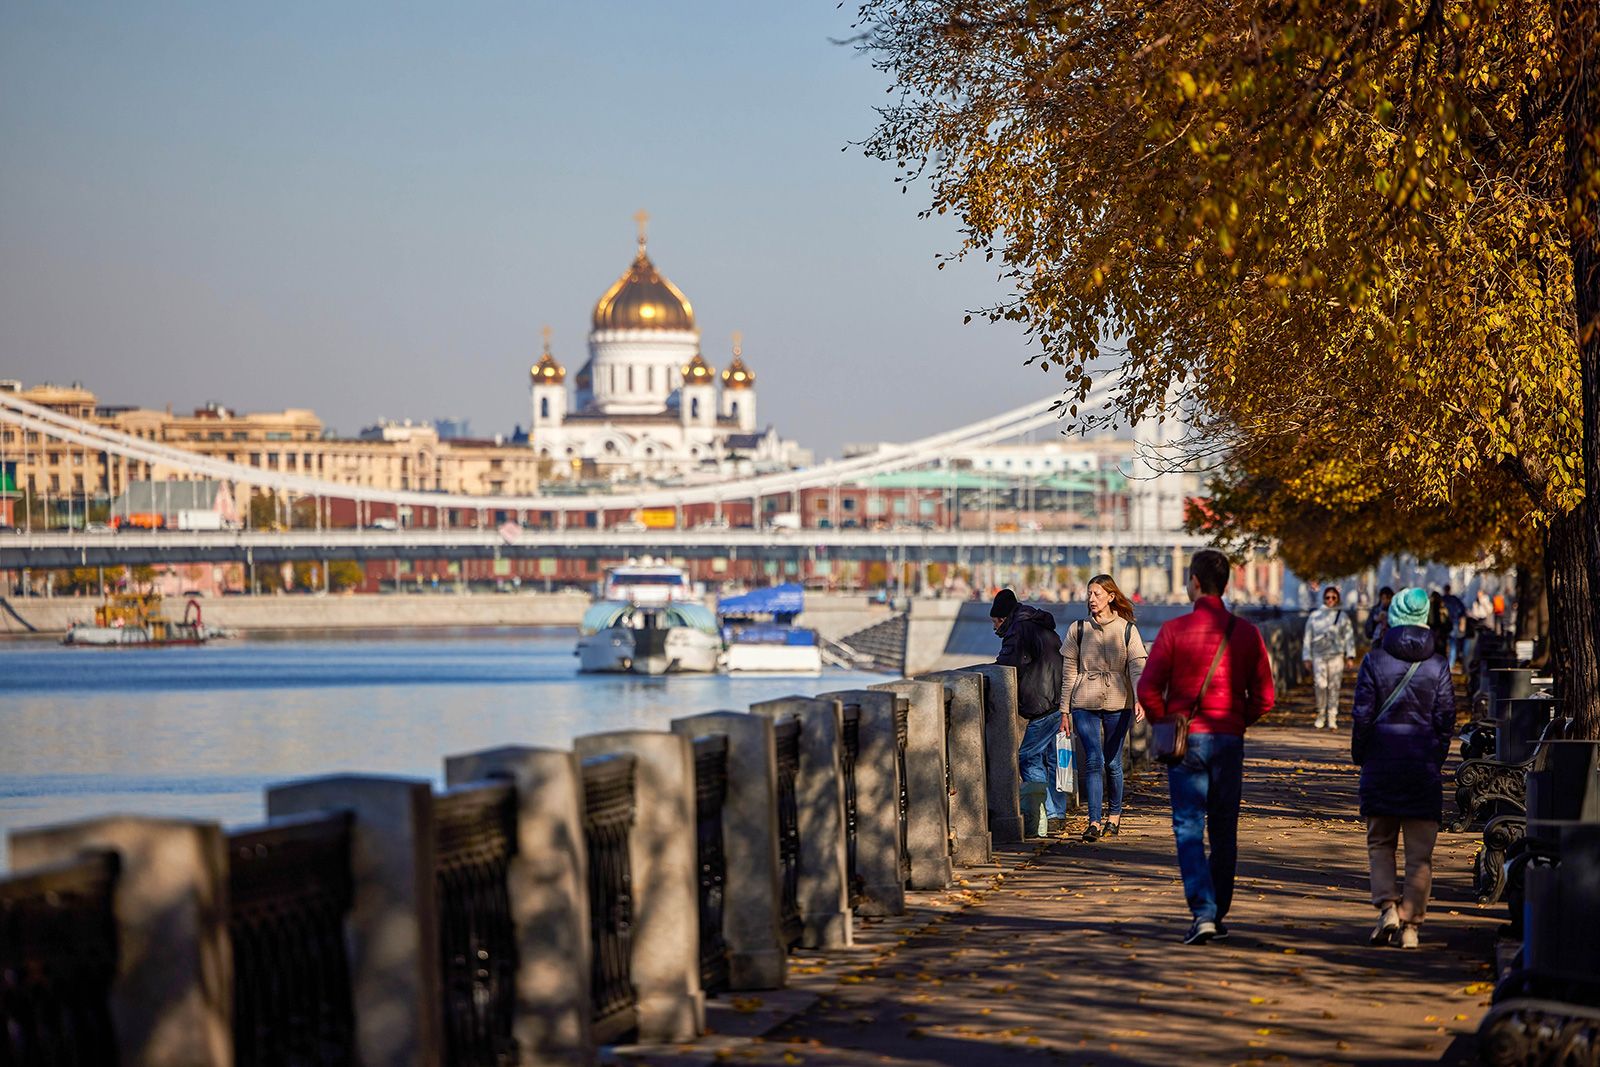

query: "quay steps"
left=838, top=613, right=908, bottom=674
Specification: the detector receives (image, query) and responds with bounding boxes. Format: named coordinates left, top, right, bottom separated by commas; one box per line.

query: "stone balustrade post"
left=957, top=664, right=1026, bottom=844
left=819, top=688, right=907, bottom=915
left=870, top=679, right=958, bottom=884
left=268, top=775, right=443, bottom=1067
left=912, top=671, right=993, bottom=866
left=572, top=730, right=705, bottom=1043
left=444, top=746, right=594, bottom=1066
left=671, top=711, right=786, bottom=990
left=750, top=696, right=853, bottom=949
left=11, top=816, right=232, bottom=1067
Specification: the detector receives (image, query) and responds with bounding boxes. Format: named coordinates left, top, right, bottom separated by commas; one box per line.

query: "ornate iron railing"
left=894, top=695, right=912, bottom=884
left=434, top=782, right=519, bottom=1066
left=581, top=754, right=637, bottom=1045
left=692, top=734, right=730, bottom=994
left=772, top=717, right=804, bottom=948
left=0, top=849, right=120, bottom=1067
left=840, top=702, right=862, bottom=903
left=229, top=811, right=356, bottom=1067
left=943, top=688, right=957, bottom=855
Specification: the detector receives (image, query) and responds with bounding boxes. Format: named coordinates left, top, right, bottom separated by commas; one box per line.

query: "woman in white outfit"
left=1302, top=585, right=1356, bottom=729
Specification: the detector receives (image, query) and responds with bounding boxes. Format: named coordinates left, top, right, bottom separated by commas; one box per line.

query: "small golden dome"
left=592, top=243, right=695, bottom=332
left=681, top=352, right=714, bottom=385
left=531, top=329, right=565, bottom=384
left=721, top=335, right=754, bottom=390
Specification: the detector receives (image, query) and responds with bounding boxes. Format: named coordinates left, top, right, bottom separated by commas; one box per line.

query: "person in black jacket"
left=992, top=589, right=1065, bottom=833
left=1351, top=586, right=1455, bottom=950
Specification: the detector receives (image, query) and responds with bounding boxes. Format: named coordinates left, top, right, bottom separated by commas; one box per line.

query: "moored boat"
left=718, top=583, right=824, bottom=675
left=576, top=600, right=723, bottom=675
left=63, top=594, right=208, bottom=647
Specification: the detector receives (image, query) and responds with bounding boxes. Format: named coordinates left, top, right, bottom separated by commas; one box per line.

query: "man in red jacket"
left=1137, top=549, right=1276, bottom=944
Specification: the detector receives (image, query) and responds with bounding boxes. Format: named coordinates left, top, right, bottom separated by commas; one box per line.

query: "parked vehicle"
left=176, top=510, right=227, bottom=531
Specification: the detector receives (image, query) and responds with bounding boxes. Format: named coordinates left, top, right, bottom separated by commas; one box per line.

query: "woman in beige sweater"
left=1061, top=574, right=1149, bottom=841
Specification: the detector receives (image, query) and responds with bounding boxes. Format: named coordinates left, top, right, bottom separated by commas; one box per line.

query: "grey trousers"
left=1367, top=816, right=1438, bottom=924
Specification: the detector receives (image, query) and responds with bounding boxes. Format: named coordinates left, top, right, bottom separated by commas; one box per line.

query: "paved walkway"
left=618, top=687, right=1497, bottom=1066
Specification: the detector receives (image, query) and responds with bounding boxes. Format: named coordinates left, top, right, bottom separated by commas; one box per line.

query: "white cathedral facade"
left=529, top=222, right=811, bottom=482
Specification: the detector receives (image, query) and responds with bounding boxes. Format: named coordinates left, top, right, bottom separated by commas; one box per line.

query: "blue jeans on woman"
left=1166, top=732, right=1245, bottom=924
left=1071, top=707, right=1133, bottom=827
left=1018, top=710, right=1066, bottom=818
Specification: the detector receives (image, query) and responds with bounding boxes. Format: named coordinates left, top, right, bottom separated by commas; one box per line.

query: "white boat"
left=576, top=600, right=724, bottom=675
left=602, top=557, right=705, bottom=606
left=717, top=583, right=824, bottom=675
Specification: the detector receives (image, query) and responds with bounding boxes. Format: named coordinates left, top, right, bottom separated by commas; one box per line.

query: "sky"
left=0, top=2, right=1052, bottom=458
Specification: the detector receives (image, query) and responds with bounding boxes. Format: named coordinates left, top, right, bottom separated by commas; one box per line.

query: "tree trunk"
left=1560, top=0, right=1600, bottom=740
left=1542, top=505, right=1600, bottom=736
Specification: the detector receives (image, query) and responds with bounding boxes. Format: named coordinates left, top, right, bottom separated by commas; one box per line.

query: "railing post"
left=958, top=663, right=1026, bottom=844
left=572, top=731, right=705, bottom=1044
left=10, top=816, right=232, bottom=1067
left=820, top=688, right=908, bottom=914
left=267, top=775, right=443, bottom=1067
left=913, top=671, right=992, bottom=866
left=670, top=711, right=787, bottom=991
left=751, top=696, right=854, bottom=949
left=444, top=746, right=595, bottom=1066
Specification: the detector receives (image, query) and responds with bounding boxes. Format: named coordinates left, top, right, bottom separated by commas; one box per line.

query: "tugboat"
left=63, top=593, right=208, bottom=647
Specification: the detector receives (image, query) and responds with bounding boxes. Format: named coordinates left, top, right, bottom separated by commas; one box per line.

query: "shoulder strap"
left=1374, top=662, right=1423, bottom=723
left=1075, top=620, right=1085, bottom=675
left=1124, top=620, right=1133, bottom=648
left=1191, top=615, right=1237, bottom=716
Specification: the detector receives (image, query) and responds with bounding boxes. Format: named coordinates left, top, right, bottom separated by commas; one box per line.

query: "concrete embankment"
left=0, top=591, right=593, bottom=635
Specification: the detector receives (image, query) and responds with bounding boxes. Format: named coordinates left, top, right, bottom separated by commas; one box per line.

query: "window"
left=627, top=366, right=635, bottom=391
left=690, top=397, right=700, bottom=418
left=266, top=431, right=291, bottom=441
left=540, top=397, right=550, bottom=418
left=730, top=401, right=740, bottom=418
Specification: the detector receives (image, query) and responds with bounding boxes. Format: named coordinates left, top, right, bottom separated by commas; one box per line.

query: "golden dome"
left=681, top=352, right=714, bottom=385
left=592, top=243, right=695, bottom=332
left=721, top=335, right=754, bottom=390
left=530, top=329, right=565, bottom=384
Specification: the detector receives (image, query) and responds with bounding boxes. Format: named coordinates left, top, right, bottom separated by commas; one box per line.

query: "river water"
left=0, top=627, right=888, bottom=871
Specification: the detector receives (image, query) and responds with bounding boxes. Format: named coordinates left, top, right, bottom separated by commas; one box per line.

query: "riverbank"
left=0, top=590, right=901, bottom=638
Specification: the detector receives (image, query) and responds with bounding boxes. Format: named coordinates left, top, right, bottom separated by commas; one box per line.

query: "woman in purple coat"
left=1351, top=586, right=1456, bottom=949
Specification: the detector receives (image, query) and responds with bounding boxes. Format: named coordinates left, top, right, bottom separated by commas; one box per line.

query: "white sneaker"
left=1313, top=715, right=1327, bottom=730
left=1398, top=924, right=1419, bottom=949
left=1370, top=904, right=1399, bottom=945
left=1328, top=715, right=1339, bottom=730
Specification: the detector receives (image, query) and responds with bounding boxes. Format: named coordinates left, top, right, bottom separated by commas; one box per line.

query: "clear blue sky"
left=0, top=2, right=1047, bottom=456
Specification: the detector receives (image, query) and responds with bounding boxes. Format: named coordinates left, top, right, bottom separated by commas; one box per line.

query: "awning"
left=718, top=583, right=805, bottom=617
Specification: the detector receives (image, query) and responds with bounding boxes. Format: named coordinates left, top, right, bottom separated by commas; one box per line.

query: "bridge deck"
left=618, top=694, right=1494, bottom=1066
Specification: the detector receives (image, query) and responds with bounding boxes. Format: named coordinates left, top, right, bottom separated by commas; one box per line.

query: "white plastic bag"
left=1054, top=729, right=1076, bottom=794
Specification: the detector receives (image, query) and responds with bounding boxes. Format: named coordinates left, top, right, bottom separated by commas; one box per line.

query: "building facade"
left=529, top=223, right=810, bottom=482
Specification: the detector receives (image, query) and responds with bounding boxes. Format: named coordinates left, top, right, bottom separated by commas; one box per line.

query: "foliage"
left=129, top=564, right=156, bottom=592
left=327, top=560, right=366, bottom=592
left=854, top=0, right=1586, bottom=515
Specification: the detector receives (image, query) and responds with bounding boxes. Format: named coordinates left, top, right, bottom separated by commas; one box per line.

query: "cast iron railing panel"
left=581, top=754, right=638, bottom=1045
left=840, top=703, right=862, bottom=903
left=692, top=734, right=730, bottom=994
left=0, top=850, right=120, bottom=1067
left=894, top=695, right=912, bottom=884
left=229, top=811, right=356, bottom=1067
left=943, top=689, right=956, bottom=854
left=772, top=717, right=804, bottom=948
left=434, top=782, right=519, bottom=1066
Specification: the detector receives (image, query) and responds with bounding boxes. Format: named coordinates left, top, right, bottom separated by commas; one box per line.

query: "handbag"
left=1151, top=615, right=1237, bottom=766
left=1054, top=728, right=1077, bottom=794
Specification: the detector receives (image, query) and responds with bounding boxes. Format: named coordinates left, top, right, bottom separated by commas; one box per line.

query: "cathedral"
left=529, top=217, right=811, bottom=482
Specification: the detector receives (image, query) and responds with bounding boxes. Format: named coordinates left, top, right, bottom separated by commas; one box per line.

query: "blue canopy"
left=718, top=583, right=805, bottom=617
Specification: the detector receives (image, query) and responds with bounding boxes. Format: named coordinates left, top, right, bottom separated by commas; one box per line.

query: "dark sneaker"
left=1082, top=823, right=1102, bottom=842
left=1105, top=820, right=1121, bottom=837
left=1183, top=920, right=1218, bottom=945
left=1212, top=921, right=1229, bottom=941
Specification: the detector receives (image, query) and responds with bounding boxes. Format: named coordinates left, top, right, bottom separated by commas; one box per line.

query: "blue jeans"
left=1018, top=711, right=1066, bottom=819
left=1166, top=732, right=1245, bottom=924
left=1071, top=707, right=1132, bottom=826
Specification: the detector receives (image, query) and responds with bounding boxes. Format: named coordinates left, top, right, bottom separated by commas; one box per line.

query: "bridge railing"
left=1, top=663, right=1028, bottom=1066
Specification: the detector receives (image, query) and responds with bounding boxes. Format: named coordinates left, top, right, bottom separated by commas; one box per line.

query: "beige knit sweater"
left=1060, top=615, right=1148, bottom=712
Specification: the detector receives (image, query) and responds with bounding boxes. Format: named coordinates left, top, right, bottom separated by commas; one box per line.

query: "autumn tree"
left=855, top=0, right=1600, bottom=732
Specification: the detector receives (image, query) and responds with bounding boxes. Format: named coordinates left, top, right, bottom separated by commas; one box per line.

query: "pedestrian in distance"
left=1060, top=573, right=1148, bottom=841
left=1351, top=586, right=1455, bottom=949
left=1138, top=548, right=1276, bottom=945
left=1302, top=584, right=1356, bottom=730
left=991, top=589, right=1066, bottom=834
left=1440, top=584, right=1468, bottom=674
left=1365, top=586, right=1395, bottom=644
left=1427, top=590, right=1450, bottom=660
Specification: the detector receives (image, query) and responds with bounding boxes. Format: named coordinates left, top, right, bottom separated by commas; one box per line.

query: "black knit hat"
left=990, top=589, right=1019, bottom=619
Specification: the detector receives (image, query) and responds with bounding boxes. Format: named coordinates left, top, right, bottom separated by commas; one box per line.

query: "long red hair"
left=1088, top=573, right=1136, bottom=622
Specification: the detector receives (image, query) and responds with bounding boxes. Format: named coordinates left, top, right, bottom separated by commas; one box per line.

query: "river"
left=0, top=627, right=888, bottom=870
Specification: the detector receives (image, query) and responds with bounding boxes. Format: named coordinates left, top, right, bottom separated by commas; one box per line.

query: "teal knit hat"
left=1389, top=587, right=1431, bottom=628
